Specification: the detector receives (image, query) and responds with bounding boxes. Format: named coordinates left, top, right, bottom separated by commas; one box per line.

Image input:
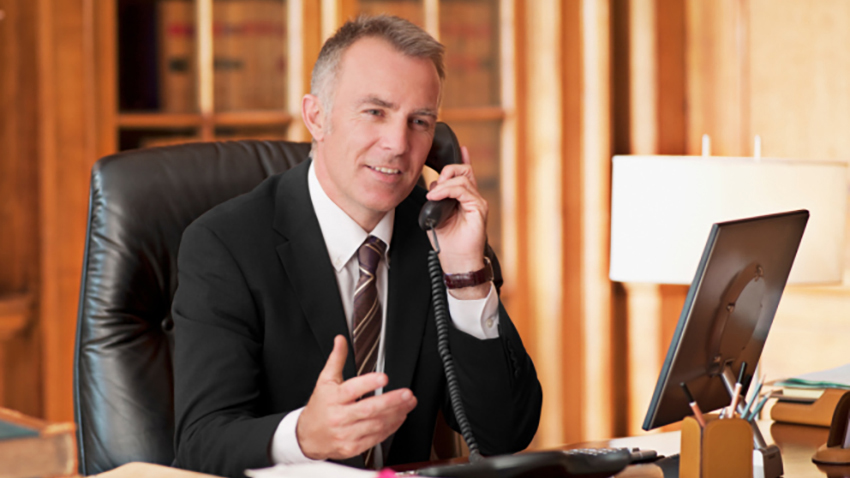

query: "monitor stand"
left=721, top=366, right=783, bottom=478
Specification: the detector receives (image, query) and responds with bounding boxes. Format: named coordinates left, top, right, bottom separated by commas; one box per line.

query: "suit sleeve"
left=172, top=222, right=285, bottom=478
left=444, top=301, right=543, bottom=455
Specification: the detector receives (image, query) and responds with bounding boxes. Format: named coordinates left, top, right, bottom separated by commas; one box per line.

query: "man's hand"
left=296, top=335, right=418, bottom=461
left=425, top=146, right=490, bottom=300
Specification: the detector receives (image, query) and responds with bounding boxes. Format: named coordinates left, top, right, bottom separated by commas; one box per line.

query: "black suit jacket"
left=172, top=159, right=542, bottom=477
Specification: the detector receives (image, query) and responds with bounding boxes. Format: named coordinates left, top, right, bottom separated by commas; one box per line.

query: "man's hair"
left=310, top=15, right=445, bottom=110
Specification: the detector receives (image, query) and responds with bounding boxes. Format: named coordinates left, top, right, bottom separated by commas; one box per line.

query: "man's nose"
left=380, top=119, right=410, bottom=156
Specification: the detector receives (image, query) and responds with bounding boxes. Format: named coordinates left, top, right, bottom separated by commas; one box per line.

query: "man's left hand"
left=425, top=146, right=490, bottom=300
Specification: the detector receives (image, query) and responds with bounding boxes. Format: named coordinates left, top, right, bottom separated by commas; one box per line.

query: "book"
left=0, top=407, right=77, bottom=478
left=770, top=388, right=848, bottom=427
left=773, top=363, right=850, bottom=390
left=158, top=0, right=196, bottom=112
left=157, top=0, right=287, bottom=113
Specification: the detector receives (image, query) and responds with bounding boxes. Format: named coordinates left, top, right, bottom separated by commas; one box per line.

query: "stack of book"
left=771, top=363, right=850, bottom=427
left=0, top=406, right=77, bottom=477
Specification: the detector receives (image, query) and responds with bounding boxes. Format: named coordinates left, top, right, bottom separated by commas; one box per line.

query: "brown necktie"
left=352, top=235, right=386, bottom=380
left=352, top=236, right=386, bottom=469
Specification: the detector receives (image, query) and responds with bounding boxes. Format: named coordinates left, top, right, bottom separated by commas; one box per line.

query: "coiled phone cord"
left=426, top=246, right=484, bottom=463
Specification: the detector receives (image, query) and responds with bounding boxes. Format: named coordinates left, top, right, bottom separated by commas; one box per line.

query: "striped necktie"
left=352, top=235, right=387, bottom=380
left=352, top=236, right=387, bottom=469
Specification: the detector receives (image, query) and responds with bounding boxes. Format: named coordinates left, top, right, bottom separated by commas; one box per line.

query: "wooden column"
left=37, top=0, right=100, bottom=422
left=523, top=0, right=566, bottom=448
left=519, top=0, right=615, bottom=446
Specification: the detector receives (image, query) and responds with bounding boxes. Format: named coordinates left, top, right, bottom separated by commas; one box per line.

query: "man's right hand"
left=296, top=335, right=418, bottom=461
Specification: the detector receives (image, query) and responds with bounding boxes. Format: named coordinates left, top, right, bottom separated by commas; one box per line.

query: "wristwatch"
left=443, top=257, right=494, bottom=289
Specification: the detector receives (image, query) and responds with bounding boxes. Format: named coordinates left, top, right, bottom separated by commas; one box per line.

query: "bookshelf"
left=104, top=0, right=515, bottom=263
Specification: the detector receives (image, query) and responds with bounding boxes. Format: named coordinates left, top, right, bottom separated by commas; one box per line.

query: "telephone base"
left=754, top=444, right=783, bottom=478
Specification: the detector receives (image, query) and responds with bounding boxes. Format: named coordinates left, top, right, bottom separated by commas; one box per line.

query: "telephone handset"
left=418, top=122, right=463, bottom=232
left=416, top=122, right=486, bottom=463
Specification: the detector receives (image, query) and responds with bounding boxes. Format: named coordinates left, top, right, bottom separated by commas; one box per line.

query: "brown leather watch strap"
left=443, top=257, right=494, bottom=289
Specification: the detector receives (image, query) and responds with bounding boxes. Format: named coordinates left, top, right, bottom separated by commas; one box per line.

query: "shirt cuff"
left=446, top=282, right=500, bottom=340
left=271, top=407, right=321, bottom=465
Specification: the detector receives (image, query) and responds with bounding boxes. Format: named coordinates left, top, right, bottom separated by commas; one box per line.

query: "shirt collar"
left=308, top=161, right=394, bottom=272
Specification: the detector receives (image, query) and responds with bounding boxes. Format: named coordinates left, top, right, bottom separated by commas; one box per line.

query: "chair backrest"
left=74, top=140, right=310, bottom=475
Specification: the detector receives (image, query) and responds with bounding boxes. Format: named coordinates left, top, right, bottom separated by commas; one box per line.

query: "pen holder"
left=680, top=415, right=754, bottom=478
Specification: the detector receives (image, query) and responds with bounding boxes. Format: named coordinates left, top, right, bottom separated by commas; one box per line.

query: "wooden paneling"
left=524, top=0, right=565, bottom=448
left=38, top=0, right=98, bottom=422
left=578, top=0, right=613, bottom=442
left=612, top=0, right=689, bottom=436
left=744, top=0, right=850, bottom=383
left=0, top=0, right=43, bottom=416
left=685, top=0, right=749, bottom=156
left=286, top=0, right=322, bottom=142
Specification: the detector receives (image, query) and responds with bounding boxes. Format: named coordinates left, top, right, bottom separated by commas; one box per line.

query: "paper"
left=245, top=463, right=383, bottom=478
left=775, top=363, right=850, bottom=390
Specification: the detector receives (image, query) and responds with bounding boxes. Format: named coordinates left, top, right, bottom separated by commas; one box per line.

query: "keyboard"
left=413, top=447, right=656, bottom=478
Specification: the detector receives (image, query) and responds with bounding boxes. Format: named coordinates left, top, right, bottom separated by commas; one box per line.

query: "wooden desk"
left=94, top=422, right=843, bottom=477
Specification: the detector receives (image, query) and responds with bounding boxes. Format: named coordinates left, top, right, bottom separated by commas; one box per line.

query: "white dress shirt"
left=270, top=162, right=500, bottom=466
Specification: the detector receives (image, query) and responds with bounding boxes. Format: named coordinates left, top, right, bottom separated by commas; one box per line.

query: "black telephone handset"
left=418, top=122, right=463, bottom=232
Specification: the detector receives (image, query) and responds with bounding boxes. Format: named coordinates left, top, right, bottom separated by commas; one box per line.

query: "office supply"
left=246, top=462, right=380, bottom=478
left=680, top=415, right=753, bottom=478
left=728, top=362, right=747, bottom=418
left=774, top=363, right=850, bottom=390
left=746, top=395, right=771, bottom=422
left=742, top=374, right=765, bottom=419
left=771, top=388, right=848, bottom=427
left=414, top=448, right=633, bottom=478
left=640, top=210, right=809, bottom=478
left=0, top=406, right=77, bottom=478
left=812, top=391, right=850, bottom=465
left=774, top=387, right=826, bottom=403
left=681, top=382, right=706, bottom=427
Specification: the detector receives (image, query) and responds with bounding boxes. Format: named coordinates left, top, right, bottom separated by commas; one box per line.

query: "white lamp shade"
left=609, top=155, right=848, bottom=285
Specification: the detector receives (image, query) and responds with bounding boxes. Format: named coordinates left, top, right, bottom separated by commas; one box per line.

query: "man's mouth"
left=367, top=165, right=401, bottom=175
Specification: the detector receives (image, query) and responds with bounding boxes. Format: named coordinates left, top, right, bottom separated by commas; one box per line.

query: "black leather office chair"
left=74, top=139, right=485, bottom=475
left=73, top=140, right=310, bottom=475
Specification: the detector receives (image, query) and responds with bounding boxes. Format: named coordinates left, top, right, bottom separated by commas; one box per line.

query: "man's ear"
left=302, top=94, right=326, bottom=142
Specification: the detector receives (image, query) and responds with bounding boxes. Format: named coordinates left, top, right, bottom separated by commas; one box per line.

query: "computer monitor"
left=642, top=210, right=809, bottom=431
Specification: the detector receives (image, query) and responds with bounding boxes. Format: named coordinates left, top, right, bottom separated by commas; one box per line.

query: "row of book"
left=155, top=0, right=501, bottom=113
left=158, top=0, right=287, bottom=113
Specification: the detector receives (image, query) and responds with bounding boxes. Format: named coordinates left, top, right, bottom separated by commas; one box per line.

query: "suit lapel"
left=273, top=160, right=358, bottom=380
left=384, top=194, right=432, bottom=394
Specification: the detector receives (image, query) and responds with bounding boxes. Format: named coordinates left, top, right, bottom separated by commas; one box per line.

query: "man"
left=172, top=15, right=542, bottom=478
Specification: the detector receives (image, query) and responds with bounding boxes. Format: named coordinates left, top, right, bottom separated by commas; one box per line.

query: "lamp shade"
left=609, top=155, right=848, bottom=285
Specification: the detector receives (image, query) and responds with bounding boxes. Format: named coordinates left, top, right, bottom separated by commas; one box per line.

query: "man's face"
left=308, top=37, right=441, bottom=230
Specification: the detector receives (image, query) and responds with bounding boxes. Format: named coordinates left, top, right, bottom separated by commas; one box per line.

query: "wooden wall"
left=615, top=0, right=850, bottom=435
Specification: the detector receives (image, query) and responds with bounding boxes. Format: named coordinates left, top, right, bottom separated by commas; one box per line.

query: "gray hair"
left=310, top=14, right=446, bottom=111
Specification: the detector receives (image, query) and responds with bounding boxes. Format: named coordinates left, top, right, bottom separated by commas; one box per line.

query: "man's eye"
left=366, top=109, right=382, bottom=116
left=411, top=118, right=432, bottom=129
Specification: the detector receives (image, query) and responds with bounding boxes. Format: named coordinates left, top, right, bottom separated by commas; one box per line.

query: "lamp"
left=609, top=154, right=848, bottom=285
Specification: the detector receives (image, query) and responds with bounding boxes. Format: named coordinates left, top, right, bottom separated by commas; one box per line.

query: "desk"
left=570, top=421, right=837, bottom=478
left=97, top=422, right=840, bottom=478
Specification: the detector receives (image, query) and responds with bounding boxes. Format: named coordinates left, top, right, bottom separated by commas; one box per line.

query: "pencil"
left=680, top=382, right=706, bottom=427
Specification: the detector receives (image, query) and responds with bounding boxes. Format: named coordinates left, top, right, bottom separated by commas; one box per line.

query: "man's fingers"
left=347, top=388, right=417, bottom=421
left=338, top=372, right=389, bottom=402
left=317, top=335, right=348, bottom=384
